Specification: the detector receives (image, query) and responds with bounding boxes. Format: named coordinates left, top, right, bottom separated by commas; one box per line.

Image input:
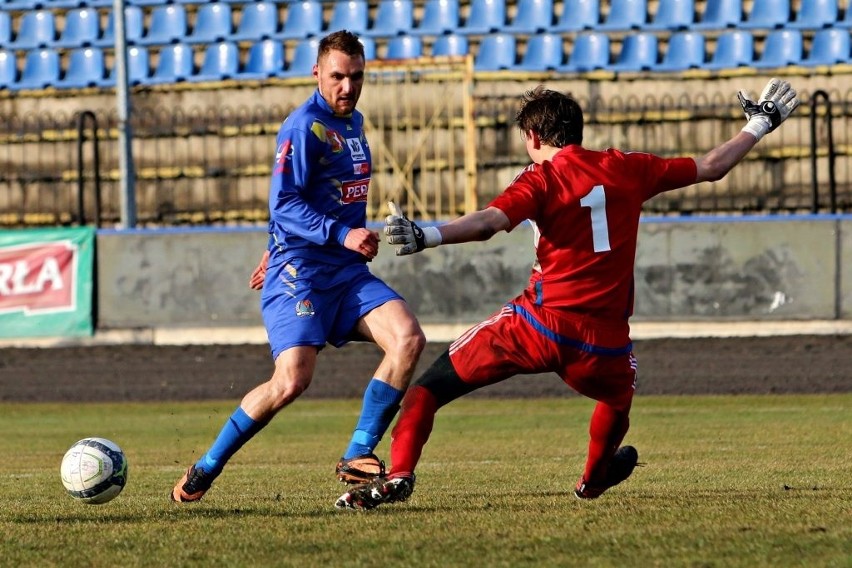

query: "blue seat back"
left=694, top=0, right=742, bottom=29
left=56, top=7, right=100, bottom=48
left=655, top=31, right=705, bottom=71
left=432, top=34, right=468, bottom=57
left=517, top=32, right=563, bottom=70
left=124, top=45, right=150, bottom=84
left=462, top=0, right=506, bottom=34
left=599, top=0, right=647, bottom=30
left=803, top=27, right=849, bottom=64
left=790, top=0, right=838, bottom=28
left=328, top=0, right=369, bottom=34
left=474, top=33, right=516, bottom=70
left=562, top=32, right=610, bottom=71
left=194, top=41, right=239, bottom=81
left=385, top=35, right=422, bottom=59
left=415, top=0, right=460, bottom=35
left=188, top=3, right=233, bottom=44
left=283, top=37, right=319, bottom=77
left=367, top=0, right=414, bottom=36
left=278, top=0, right=323, bottom=39
left=611, top=32, right=658, bottom=71
left=243, top=39, right=284, bottom=77
left=233, top=2, right=277, bottom=41
left=61, top=47, right=106, bottom=88
left=140, top=5, right=187, bottom=45
left=705, top=30, right=754, bottom=69
left=506, top=0, right=553, bottom=33
left=0, top=12, right=10, bottom=46
left=741, top=0, right=790, bottom=29
left=647, top=0, right=695, bottom=30
left=151, top=43, right=194, bottom=82
left=753, top=29, right=803, bottom=67
left=14, top=10, right=56, bottom=49
left=552, top=0, right=599, bottom=31
left=97, top=6, right=144, bottom=47
left=18, top=47, right=60, bottom=88
left=0, top=49, right=17, bottom=89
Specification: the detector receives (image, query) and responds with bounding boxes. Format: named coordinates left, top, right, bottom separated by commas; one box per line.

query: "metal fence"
left=0, top=86, right=847, bottom=228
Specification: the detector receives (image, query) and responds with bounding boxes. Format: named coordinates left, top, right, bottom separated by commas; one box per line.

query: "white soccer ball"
left=60, top=437, right=128, bottom=504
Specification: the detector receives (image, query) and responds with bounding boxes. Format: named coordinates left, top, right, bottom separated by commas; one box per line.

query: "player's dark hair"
left=318, top=30, right=365, bottom=62
left=516, top=86, right=584, bottom=147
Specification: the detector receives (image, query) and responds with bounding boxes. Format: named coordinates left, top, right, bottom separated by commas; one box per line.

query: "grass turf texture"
left=2, top=396, right=851, bottom=567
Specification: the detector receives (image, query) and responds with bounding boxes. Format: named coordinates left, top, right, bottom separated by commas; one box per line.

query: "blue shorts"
left=260, top=258, right=402, bottom=360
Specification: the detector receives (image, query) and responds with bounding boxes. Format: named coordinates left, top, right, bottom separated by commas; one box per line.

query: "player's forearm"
left=693, top=132, right=757, bottom=183
left=437, top=207, right=511, bottom=246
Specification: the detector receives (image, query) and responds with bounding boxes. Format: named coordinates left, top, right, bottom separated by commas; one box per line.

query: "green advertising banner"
left=0, top=226, right=95, bottom=338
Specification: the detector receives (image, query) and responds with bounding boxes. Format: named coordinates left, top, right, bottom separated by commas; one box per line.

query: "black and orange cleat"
left=170, top=465, right=215, bottom=503
left=335, top=453, right=385, bottom=484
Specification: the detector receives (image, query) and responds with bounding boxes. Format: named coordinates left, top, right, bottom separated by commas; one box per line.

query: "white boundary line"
left=1, top=320, right=852, bottom=348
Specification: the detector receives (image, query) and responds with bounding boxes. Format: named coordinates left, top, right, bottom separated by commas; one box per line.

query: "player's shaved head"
left=516, top=86, right=584, bottom=147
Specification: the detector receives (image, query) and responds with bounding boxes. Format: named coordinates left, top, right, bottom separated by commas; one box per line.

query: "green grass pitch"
left=2, top=395, right=851, bottom=567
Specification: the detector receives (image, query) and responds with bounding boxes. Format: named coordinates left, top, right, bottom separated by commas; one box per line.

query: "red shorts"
left=448, top=295, right=637, bottom=409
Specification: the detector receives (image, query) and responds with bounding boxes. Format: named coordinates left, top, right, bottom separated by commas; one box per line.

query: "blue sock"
left=195, top=407, right=265, bottom=478
left=343, top=378, right=405, bottom=459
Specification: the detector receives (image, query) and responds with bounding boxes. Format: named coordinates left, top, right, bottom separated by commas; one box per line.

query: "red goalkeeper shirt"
left=489, top=145, right=697, bottom=320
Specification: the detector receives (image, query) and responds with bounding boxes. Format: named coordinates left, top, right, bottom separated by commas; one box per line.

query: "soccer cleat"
left=170, top=465, right=215, bottom=503
left=574, top=445, right=640, bottom=500
left=334, top=475, right=416, bottom=511
left=335, top=453, right=385, bottom=484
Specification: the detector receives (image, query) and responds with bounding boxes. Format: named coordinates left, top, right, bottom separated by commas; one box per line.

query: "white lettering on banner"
left=0, top=241, right=76, bottom=314
left=0, top=258, right=64, bottom=295
left=341, top=178, right=370, bottom=203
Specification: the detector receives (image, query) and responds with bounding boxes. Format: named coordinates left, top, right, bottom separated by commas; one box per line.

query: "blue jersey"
left=267, top=89, right=372, bottom=266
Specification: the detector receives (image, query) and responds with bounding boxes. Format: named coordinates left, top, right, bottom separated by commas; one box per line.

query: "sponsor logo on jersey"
left=311, top=123, right=345, bottom=153
left=274, top=140, right=293, bottom=174
left=295, top=299, right=315, bottom=317
left=0, top=241, right=77, bottom=314
left=346, top=137, right=367, bottom=162
left=284, top=263, right=297, bottom=278
left=353, top=162, right=370, bottom=175
left=341, top=178, right=370, bottom=203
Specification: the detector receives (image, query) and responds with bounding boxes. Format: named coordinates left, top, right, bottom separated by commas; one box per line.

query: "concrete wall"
left=95, top=216, right=850, bottom=329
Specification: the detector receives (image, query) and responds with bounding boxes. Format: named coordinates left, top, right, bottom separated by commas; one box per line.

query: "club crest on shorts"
left=295, top=299, right=315, bottom=317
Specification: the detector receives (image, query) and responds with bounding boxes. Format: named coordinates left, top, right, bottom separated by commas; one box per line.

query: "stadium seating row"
left=1, top=0, right=851, bottom=52
left=2, top=26, right=850, bottom=91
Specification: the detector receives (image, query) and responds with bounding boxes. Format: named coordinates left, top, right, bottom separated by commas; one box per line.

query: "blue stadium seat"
left=280, top=37, right=319, bottom=78
left=107, top=45, right=151, bottom=86
left=840, top=3, right=852, bottom=27
left=276, top=0, right=323, bottom=40
left=16, top=48, right=60, bottom=89
left=147, top=43, right=194, bottom=84
left=192, top=41, right=239, bottom=82
left=646, top=0, right=695, bottom=30
left=138, top=5, right=187, bottom=46
left=515, top=32, right=563, bottom=71
left=328, top=0, right=369, bottom=35
left=693, top=0, right=742, bottom=29
left=13, top=10, right=56, bottom=49
left=551, top=0, right=599, bottom=31
left=240, top=39, right=284, bottom=79
left=653, top=31, right=705, bottom=71
left=703, top=30, right=754, bottom=70
left=55, top=7, right=100, bottom=49
left=801, top=27, right=850, bottom=65
left=431, top=33, right=468, bottom=57
left=59, top=47, right=108, bottom=89
left=598, top=0, right=648, bottom=31
left=789, top=0, right=838, bottom=29
left=0, top=12, right=10, bottom=47
left=95, top=5, right=144, bottom=48
left=42, top=0, right=84, bottom=8
left=187, top=3, right=233, bottom=44
left=752, top=29, right=803, bottom=68
left=505, top=0, right=553, bottom=34
left=473, top=33, right=516, bottom=71
left=1, top=0, right=41, bottom=9
left=0, top=49, right=17, bottom=90
left=126, top=0, right=164, bottom=6
left=461, top=0, right=506, bottom=34
left=741, top=0, right=789, bottom=29
left=610, top=32, right=658, bottom=72
left=413, top=0, right=460, bottom=35
left=364, top=0, right=414, bottom=37
left=559, top=32, right=610, bottom=72
left=231, top=2, right=278, bottom=42
left=359, top=37, right=376, bottom=60
left=385, top=35, right=422, bottom=59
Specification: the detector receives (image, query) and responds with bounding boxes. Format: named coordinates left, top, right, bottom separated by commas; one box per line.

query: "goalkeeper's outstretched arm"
left=694, top=77, right=799, bottom=183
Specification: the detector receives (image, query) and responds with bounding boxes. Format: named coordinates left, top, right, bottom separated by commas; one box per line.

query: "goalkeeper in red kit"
left=336, top=78, right=800, bottom=510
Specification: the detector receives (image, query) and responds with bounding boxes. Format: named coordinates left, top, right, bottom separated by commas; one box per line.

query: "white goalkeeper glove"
left=738, top=78, right=800, bottom=141
left=384, top=201, right=442, bottom=256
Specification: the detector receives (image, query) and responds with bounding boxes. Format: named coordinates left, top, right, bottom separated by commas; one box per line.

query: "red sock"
left=583, top=402, right=630, bottom=483
left=388, top=386, right=439, bottom=477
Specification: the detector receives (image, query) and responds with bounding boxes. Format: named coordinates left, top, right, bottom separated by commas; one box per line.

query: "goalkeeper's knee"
left=414, top=350, right=476, bottom=408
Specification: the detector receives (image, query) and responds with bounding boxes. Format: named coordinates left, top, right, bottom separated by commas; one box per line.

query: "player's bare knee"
left=266, top=376, right=310, bottom=410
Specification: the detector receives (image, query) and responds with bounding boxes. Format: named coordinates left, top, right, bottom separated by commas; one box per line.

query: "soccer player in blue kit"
left=171, top=30, right=426, bottom=502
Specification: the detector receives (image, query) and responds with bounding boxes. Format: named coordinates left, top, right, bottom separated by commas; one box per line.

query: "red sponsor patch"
left=274, top=140, right=293, bottom=174
left=341, top=178, right=370, bottom=203
left=353, top=162, right=370, bottom=175
left=0, top=241, right=76, bottom=314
